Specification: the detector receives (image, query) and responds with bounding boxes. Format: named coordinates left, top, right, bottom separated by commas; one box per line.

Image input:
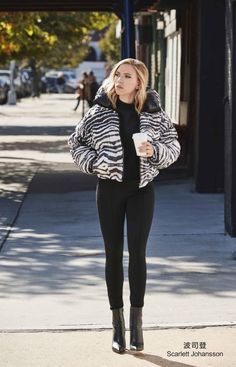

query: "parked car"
left=41, top=74, right=58, bottom=93
left=0, top=76, right=9, bottom=104
left=0, top=69, right=25, bottom=99
left=41, top=69, right=77, bottom=93
left=59, top=70, right=77, bottom=92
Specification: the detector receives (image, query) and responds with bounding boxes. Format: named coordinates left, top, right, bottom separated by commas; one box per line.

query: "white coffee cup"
left=132, top=132, right=148, bottom=156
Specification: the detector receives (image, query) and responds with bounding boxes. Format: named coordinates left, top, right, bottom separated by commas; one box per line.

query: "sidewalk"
left=0, top=95, right=235, bottom=366
left=1, top=326, right=235, bottom=367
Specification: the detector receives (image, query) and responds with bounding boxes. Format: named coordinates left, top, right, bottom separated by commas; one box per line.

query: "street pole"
left=121, top=0, right=135, bottom=58
left=7, top=60, right=17, bottom=105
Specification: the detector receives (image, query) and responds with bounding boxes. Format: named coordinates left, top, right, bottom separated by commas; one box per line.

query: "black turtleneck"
left=116, top=99, right=140, bottom=182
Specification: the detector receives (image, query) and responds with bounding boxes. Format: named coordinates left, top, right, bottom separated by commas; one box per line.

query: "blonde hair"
left=102, top=58, right=149, bottom=114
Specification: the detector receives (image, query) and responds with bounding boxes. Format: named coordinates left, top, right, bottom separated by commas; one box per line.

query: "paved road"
left=0, top=94, right=235, bottom=366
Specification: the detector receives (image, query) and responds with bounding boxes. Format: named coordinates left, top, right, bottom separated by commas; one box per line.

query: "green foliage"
left=99, top=20, right=121, bottom=66
left=0, top=11, right=116, bottom=67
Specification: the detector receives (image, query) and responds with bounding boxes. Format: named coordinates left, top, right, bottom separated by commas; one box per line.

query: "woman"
left=68, top=58, right=181, bottom=354
left=73, top=72, right=90, bottom=111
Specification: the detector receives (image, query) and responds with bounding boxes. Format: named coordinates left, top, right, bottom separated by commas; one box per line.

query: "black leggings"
left=96, top=179, right=155, bottom=309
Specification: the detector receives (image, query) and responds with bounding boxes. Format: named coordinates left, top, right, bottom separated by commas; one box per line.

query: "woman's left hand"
left=139, top=142, right=154, bottom=157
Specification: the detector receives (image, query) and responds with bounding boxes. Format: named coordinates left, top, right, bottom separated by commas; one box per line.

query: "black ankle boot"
left=112, top=308, right=126, bottom=353
left=130, top=306, right=144, bottom=351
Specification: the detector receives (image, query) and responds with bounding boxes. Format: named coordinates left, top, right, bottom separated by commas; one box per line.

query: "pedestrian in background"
left=73, top=82, right=83, bottom=111
left=68, top=58, right=180, bottom=354
left=87, top=71, right=99, bottom=107
left=73, top=72, right=90, bottom=111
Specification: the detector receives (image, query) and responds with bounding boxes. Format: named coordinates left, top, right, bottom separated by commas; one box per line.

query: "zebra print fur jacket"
left=68, top=88, right=181, bottom=188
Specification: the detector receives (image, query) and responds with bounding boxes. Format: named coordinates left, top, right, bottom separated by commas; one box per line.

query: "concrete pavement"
left=1, top=326, right=235, bottom=367
left=0, top=94, right=235, bottom=366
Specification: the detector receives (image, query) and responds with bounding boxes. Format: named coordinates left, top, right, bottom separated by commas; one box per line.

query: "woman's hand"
left=138, top=142, right=154, bottom=157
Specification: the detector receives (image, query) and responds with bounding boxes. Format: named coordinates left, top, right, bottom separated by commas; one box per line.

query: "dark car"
left=41, top=75, right=58, bottom=93
left=0, top=75, right=10, bottom=104
left=41, top=70, right=77, bottom=94
left=0, top=69, right=25, bottom=99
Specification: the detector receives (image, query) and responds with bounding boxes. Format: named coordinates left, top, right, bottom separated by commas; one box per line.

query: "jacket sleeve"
left=149, top=106, right=181, bottom=169
left=68, top=111, right=97, bottom=175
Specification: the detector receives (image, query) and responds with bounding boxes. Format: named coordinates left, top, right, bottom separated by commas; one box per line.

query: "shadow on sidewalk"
left=127, top=351, right=196, bottom=367
left=0, top=171, right=235, bottom=300
left=0, top=125, right=74, bottom=136
left=28, top=166, right=97, bottom=193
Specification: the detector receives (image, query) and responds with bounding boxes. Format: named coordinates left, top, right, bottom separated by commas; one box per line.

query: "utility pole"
left=121, top=0, right=135, bottom=58
left=7, top=60, right=17, bottom=105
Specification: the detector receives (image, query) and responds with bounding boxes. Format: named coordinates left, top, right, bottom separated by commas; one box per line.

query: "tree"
left=99, top=20, right=121, bottom=66
left=0, top=11, right=115, bottom=67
